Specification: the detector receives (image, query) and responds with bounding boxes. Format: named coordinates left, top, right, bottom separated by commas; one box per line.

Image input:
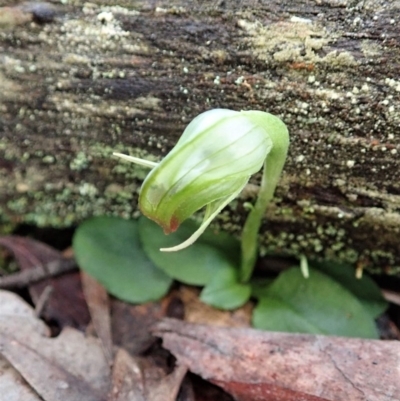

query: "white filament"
left=113, top=152, right=158, bottom=169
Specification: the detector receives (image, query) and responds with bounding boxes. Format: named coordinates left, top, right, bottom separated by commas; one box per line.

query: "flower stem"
left=240, top=113, right=289, bottom=283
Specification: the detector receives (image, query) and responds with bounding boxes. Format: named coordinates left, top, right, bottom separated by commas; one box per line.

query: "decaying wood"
left=155, top=318, right=400, bottom=401
left=1, top=0, right=399, bottom=272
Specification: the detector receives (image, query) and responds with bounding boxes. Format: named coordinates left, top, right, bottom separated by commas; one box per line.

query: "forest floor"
left=0, top=225, right=400, bottom=401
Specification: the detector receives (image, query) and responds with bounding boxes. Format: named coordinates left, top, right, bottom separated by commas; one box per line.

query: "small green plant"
left=113, top=109, right=289, bottom=283
left=73, top=108, right=387, bottom=338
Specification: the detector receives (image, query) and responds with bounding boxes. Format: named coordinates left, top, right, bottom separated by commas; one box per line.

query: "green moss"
left=70, top=152, right=90, bottom=171
left=42, top=155, right=55, bottom=164
left=0, top=212, right=15, bottom=235
left=0, top=136, right=161, bottom=228
left=7, top=197, right=29, bottom=212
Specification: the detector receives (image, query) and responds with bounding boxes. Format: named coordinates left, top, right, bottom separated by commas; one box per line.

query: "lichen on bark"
left=0, top=0, right=399, bottom=274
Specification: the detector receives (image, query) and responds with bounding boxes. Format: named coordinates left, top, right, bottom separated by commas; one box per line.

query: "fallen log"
left=1, top=0, right=399, bottom=273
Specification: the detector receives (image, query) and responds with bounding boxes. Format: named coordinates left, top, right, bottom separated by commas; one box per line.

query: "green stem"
left=240, top=160, right=274, bottom=282
left=240, top=112, right=289, bottom=283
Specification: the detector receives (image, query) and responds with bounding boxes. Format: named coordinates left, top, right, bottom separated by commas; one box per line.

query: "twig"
left=382, top=289, right=400, bottom=307
left=35, top=285, right=54, bottom=317
left=0, top=258, right=77, bottom=289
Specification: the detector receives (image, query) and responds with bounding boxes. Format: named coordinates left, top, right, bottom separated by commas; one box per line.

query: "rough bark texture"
left=1, top=0, right=399, bottom=273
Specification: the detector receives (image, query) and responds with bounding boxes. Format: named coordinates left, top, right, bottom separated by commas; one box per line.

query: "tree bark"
left=1, top=0, right=399, bottom=273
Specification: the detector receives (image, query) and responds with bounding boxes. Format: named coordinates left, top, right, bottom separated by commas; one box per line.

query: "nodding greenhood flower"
left=114, top=109, right=288, bottom=252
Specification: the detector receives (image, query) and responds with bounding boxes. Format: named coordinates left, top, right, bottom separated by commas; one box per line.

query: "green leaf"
left=138, top=217, right=240, bottom=285
left=73, top=216, right=172, bottom=303
left=252, top=268, right=378, bottom=338
left=311, top=260, right=387, bottom=318
left=200, top=268, right=251, bottom=310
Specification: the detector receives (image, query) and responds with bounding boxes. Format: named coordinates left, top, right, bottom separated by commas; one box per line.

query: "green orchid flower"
left=114, top=109, right=289, bottom=268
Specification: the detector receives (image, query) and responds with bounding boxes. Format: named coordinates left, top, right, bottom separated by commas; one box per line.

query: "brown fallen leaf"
left=154, top=318, right=400, bottom=401
left=109, top=347, right=187, bottom=401
left=82, top=271, right=113, bottom=366
left=0, top=357, right=42, bottom=401
left=0, top=291, right=49, bottom=400
left=0, top=331, right=108, bottom=401
left=0, top=290, right=110, bottom=401
left=0, top=236, right=90, bottom=329
left=0, top=290, right=49, bottom=337
left=108, top=348, right=146, bottom=401
left=111, top=292, right=177, bottom=355
left=147, top=364, right=188, bottom=401
left=0, top=289, right=191, bottom=401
